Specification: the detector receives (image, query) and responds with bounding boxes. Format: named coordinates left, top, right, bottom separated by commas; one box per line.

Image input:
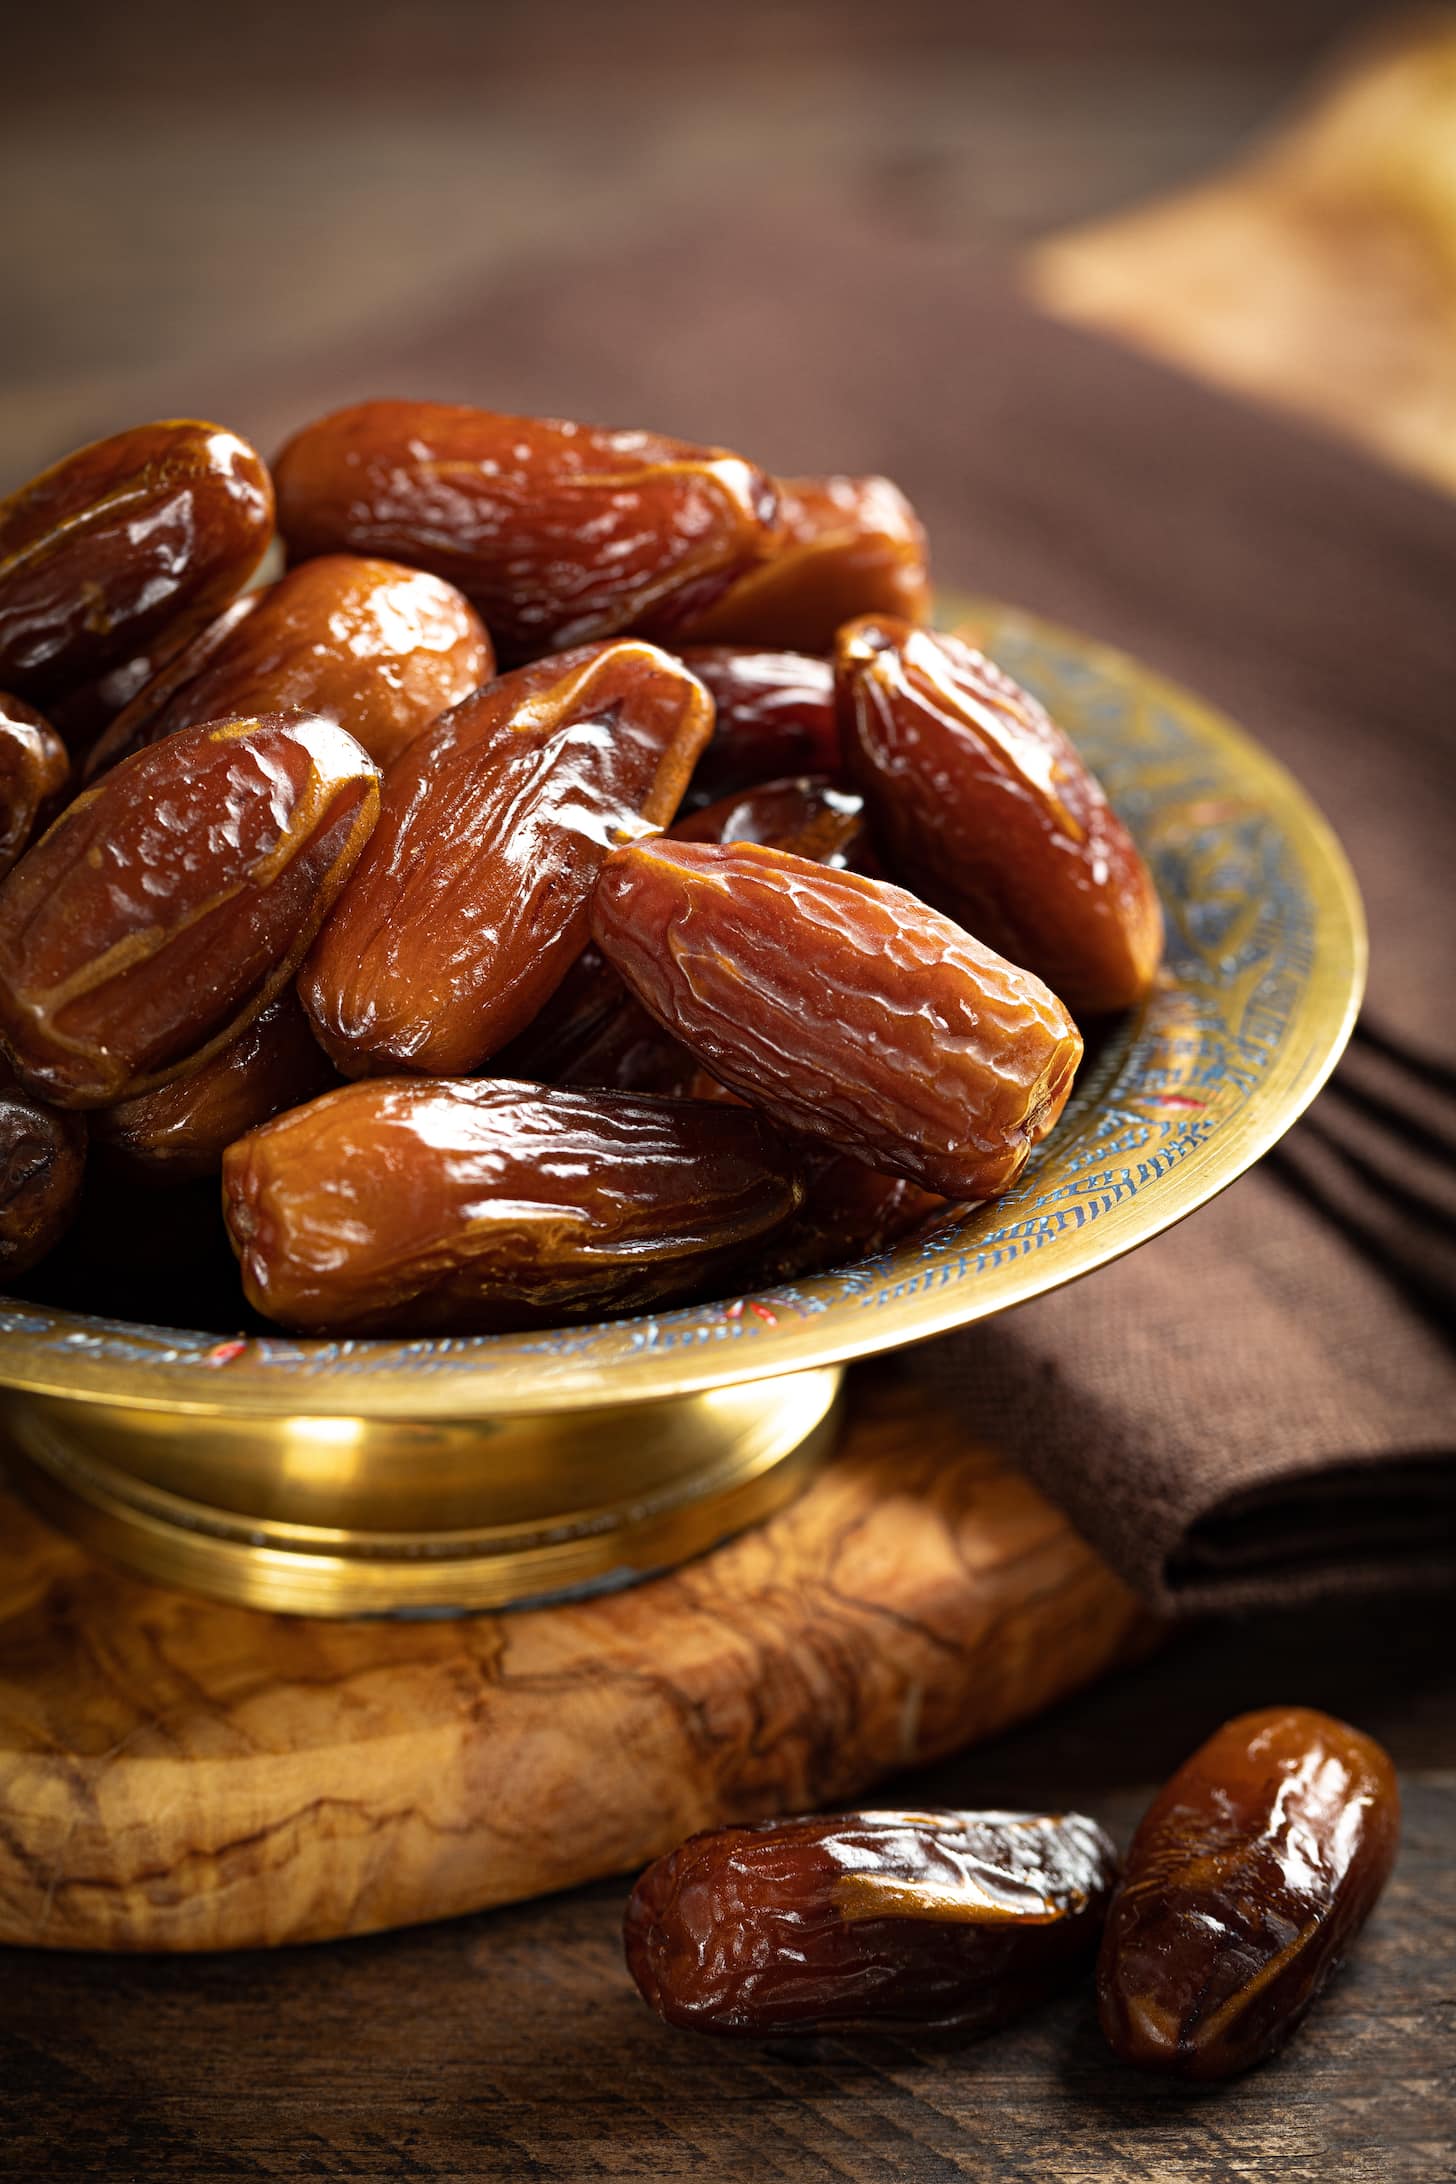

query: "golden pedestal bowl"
left=0, top=602, right=1365, bottom=1616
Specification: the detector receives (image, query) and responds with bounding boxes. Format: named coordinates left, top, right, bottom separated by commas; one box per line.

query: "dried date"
left=274, top=400, right=778, bottom=660
left=0, top=694, right=70, bottom=879
left=93, top=990, right=338, bottom=1182
left=301, top=641, right=712, bottom=1077
left=740, top=1153, right=948, bottom=1286
left=222, top=1077, right=804, bottom=1334
left=673, top=775, right=868, bottom=867
left=500, top=776, right=867, bottom=1096
left=625, top=1808, right=1118, bottom=2037
left=1097, top=1707, right=1400, bottom=2079
left=838, top=616, right=1163, bottom=1015
left=0, top=1075, right=86, bottom=1275
left=590, top=838, right=1082, bottom=1197
left=675, top=648, right=839, bottom=807
left=86, top=554, right=492, bottom=778
left=0, top=421, right=273, bottom=705
left=0, top=710, right=378, bottom=1107
left=675, top=475, right=930, bottom=652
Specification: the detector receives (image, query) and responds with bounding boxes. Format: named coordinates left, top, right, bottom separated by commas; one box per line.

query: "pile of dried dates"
left=625, top=1707, right=1401, bottom=2079
left=0, top=404, right=1164, bottom=1335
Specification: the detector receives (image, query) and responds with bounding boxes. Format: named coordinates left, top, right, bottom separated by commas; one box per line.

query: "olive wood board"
left=0, top=1360, right=1150, bottom=1953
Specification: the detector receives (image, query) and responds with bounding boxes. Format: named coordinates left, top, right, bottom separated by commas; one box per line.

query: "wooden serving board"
left=0, top=1360, right=1149, bottom=1953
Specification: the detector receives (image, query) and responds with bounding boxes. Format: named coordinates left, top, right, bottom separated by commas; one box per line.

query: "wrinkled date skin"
left=1097, top=1707, right=1400, bottom=2081
left=93, top=990, right=338, bottom=1183
left=0, top=422, right=274, bottom=705
left=676, top=648, right=839, bottom=808
left=0, top=694, right=70, bottom=879
left=0, top=1076, right=86, bottom=1275
left=86, top=554, right=493, bottom=779
left=500, top=776, right=869, bottom=1097
left=676, top=475, right=930, bottom=653
left=838, top=616, right=1163, bottom=1016
left=301, top=641, right=712, bottom=1077
left=591, top=839, right=1083, bottom=1198
left=273, top=401, right=779, bottom=661
left=223, top=1076, right=804, bottom=1334
left=626, top=1808, right=1118, bottom=2037
left=0, top=710, right=379, bottom=1108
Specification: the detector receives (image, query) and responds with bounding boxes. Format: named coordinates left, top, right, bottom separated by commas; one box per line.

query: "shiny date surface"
left=675, top=648, right=839, bottom=807
left=1097, top=1707, right=1401, bottom=2080
left=741, top=1152, right=948, bottom=1286
left=500, top=775, right=868, bottom=1097
left=675, top=475, right=930, bottom=652
left=86, top=554, right=493, bottom=778
left=301, top=641, right=712, bottom=1077
left=274, top=400, right=778, bottom=660
left=0, top=710, right=378, bottom=1107
left=0, top=1076, right=86, bottom=1275
left=625, top=1808, right=1118, bottom=2037
left=0, top=694, right=70, bottom=879
left=838, top=616, right=1163, bottom=1016
left=672, top=775, right=868, bottom=866
left=0, top=421, right=274, bottom=704
left=223, top=1077, right=804, bottom=1334
left=591, top=838, right=1083, bottom=1198
left=93, top=990, right=338, bottom=1182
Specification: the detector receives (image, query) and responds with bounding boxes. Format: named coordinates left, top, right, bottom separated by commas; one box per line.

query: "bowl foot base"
left=2, top=1366, right=841, bottom=1617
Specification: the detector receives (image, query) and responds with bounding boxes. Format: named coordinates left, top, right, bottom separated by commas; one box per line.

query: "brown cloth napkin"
left=108, top=207, right=1456, bottom=1614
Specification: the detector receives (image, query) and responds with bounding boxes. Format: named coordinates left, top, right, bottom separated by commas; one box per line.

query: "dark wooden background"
left=3, top=4, right=1453, bottom=2178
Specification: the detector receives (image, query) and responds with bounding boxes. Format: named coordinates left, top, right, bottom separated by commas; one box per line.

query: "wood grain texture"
left=0, top=1358, right=1148, bottom=1953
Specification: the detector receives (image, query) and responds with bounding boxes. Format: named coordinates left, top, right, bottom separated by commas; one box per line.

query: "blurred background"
left=6, top=0, right=1454, bottom=489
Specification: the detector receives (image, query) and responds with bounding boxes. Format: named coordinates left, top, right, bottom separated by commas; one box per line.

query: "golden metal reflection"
left=3, top=1368, right=843, bottom=1616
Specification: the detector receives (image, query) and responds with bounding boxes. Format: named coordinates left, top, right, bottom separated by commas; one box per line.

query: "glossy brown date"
left=0, top=1076, right=86, bottom=1275
left=0, top=422, right=274, bottom=705
left=742, top=1153, right=948, bottom=1286
left=625, top=1808, right=1118, bottom=2037
left=301, top=641, right=712, bottom=1077
left=0, top=710, right=378, bottom=1108
left=92, top=990, right=338, bottom=1183
left=273, top=400, right=778, bottom=661
left=1097, top=1707, right=1401, bottom=2080
left=838, top=616, right=1163, bottom=1016
left=675, top=475, right=930, bottom=652
left=675, top=648, right=839, bottom=807
left=223, top=1076, right=804, bottom=1334
left=86, top=555, right=493, bottom=779
left=673, top=775, right=868, bottom=866
left=0, top=694, right=70, bottom=879
left=591, top=838, right=1083, bottom=1198
left=499, top=776, right=868, bottom=1097
left=46, top=610, right=248, bottom=755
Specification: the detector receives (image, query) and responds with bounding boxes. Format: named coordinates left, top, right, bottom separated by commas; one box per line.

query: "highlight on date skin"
left=624, top=1807, right=1119, bottom=2037
left=1096, top=1706, right=1400, bottom=2080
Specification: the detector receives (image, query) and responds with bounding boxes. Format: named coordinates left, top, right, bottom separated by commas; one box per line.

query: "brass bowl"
left=0, top=599, right=1365, bottom=1614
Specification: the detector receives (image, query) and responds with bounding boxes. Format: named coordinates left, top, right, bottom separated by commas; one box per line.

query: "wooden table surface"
left=6, top=1583, right=1452, bottom=2181
left=3, top=6, right=1452, bottom=2178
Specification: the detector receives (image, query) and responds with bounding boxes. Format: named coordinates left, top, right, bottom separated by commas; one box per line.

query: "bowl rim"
left=0, top=598, right=1366, bottom=1421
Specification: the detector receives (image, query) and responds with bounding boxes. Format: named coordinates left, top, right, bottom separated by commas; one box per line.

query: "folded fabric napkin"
left=87, top=206, right=1456, bottom=1614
